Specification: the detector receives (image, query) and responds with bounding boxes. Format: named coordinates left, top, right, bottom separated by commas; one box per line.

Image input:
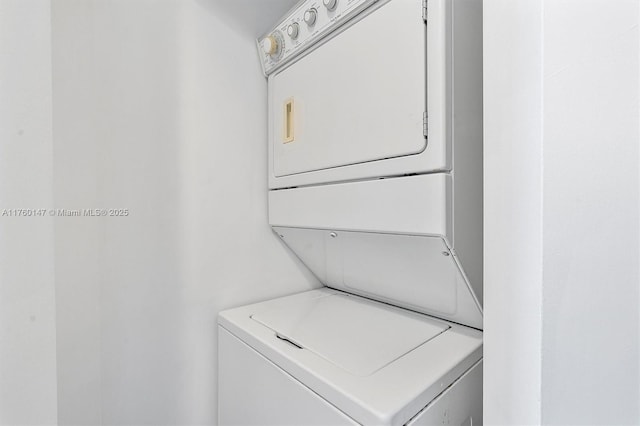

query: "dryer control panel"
left=258, top=0, right=379, bottom=75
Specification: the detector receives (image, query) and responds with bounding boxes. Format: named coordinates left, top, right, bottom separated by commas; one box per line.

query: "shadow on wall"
left=195, top=0, right=299, bottom=37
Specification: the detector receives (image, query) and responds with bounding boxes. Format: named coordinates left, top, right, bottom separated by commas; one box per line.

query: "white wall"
left=541, top=2, right=639, bottom=423
left=483, top=1, right=543, bottom=423
left=52, top=1, right=104, bottom=423
left=0, top=1, right=58, bottom=424
left=50, top=0, right=318, bottom=424
left=485, top=1, right=640, bottom=424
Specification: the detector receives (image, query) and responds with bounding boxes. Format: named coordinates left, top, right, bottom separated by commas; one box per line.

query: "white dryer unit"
left=268, top=0, right=440, bottom=187
left=263, top=0, right=481, bottom=190
left=218, top=0, right=483, bottom=424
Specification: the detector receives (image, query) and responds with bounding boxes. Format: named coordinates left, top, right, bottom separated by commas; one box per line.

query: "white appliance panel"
left=406, top=360, right=482, bottom=425
left=258, top=0, right=379, bottom=75
left=218, top=327, right=357, bottom=426
left=270, top=0, right=445, bottom=180
left=251, top=292, right=449, bottom=376
left=272, top=227, right=483, bottom=329
left=269, top=174, right=451, bottom=237
left=341, top=232, right=458, bottom=315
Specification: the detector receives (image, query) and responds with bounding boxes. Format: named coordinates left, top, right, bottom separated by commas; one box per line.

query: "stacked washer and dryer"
left=218, top=0, right=483, bottom=424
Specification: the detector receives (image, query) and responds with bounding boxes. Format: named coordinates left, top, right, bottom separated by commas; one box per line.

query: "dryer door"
left=269, top=0, right=449, bottom=188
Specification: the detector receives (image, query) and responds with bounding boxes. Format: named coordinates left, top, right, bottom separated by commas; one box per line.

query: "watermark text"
left=1, top=208, right=130, bottom=217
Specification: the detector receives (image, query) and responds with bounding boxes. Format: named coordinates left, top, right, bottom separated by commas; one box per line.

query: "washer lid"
left=251, top=292, right=449, bottom=376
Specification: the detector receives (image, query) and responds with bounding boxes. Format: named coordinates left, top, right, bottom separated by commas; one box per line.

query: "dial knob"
left=287, top=22, right=299, bottom=39
left=323, top=0, right=338, bottom=11
left=304, top=8, right=317, bottom=26
left=262, top=35, right=278, bottom=55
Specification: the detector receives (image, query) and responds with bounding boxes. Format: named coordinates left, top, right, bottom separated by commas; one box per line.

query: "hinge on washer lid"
left=422, top=0, right=427, bottom=22
left=423, top=112, right=428, bottom=138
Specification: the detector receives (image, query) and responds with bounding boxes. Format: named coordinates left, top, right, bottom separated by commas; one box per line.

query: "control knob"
left=323, top=0, right=338, bottom=11
left=262, top=35, right=279, bottom=55
left=304, top=8, right=317, bottom=26
left=287, top=22, right=299, bottom=39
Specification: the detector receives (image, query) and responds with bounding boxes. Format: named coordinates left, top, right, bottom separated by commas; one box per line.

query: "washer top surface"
left=219, top=288, right=483, bottom=426
left=251, top=292, right=449, bottom=376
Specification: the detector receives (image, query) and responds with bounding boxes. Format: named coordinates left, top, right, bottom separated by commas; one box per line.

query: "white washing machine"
left=219, top=289, right=482, bottom=426
left=219, top=0, right=483, bottom=424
